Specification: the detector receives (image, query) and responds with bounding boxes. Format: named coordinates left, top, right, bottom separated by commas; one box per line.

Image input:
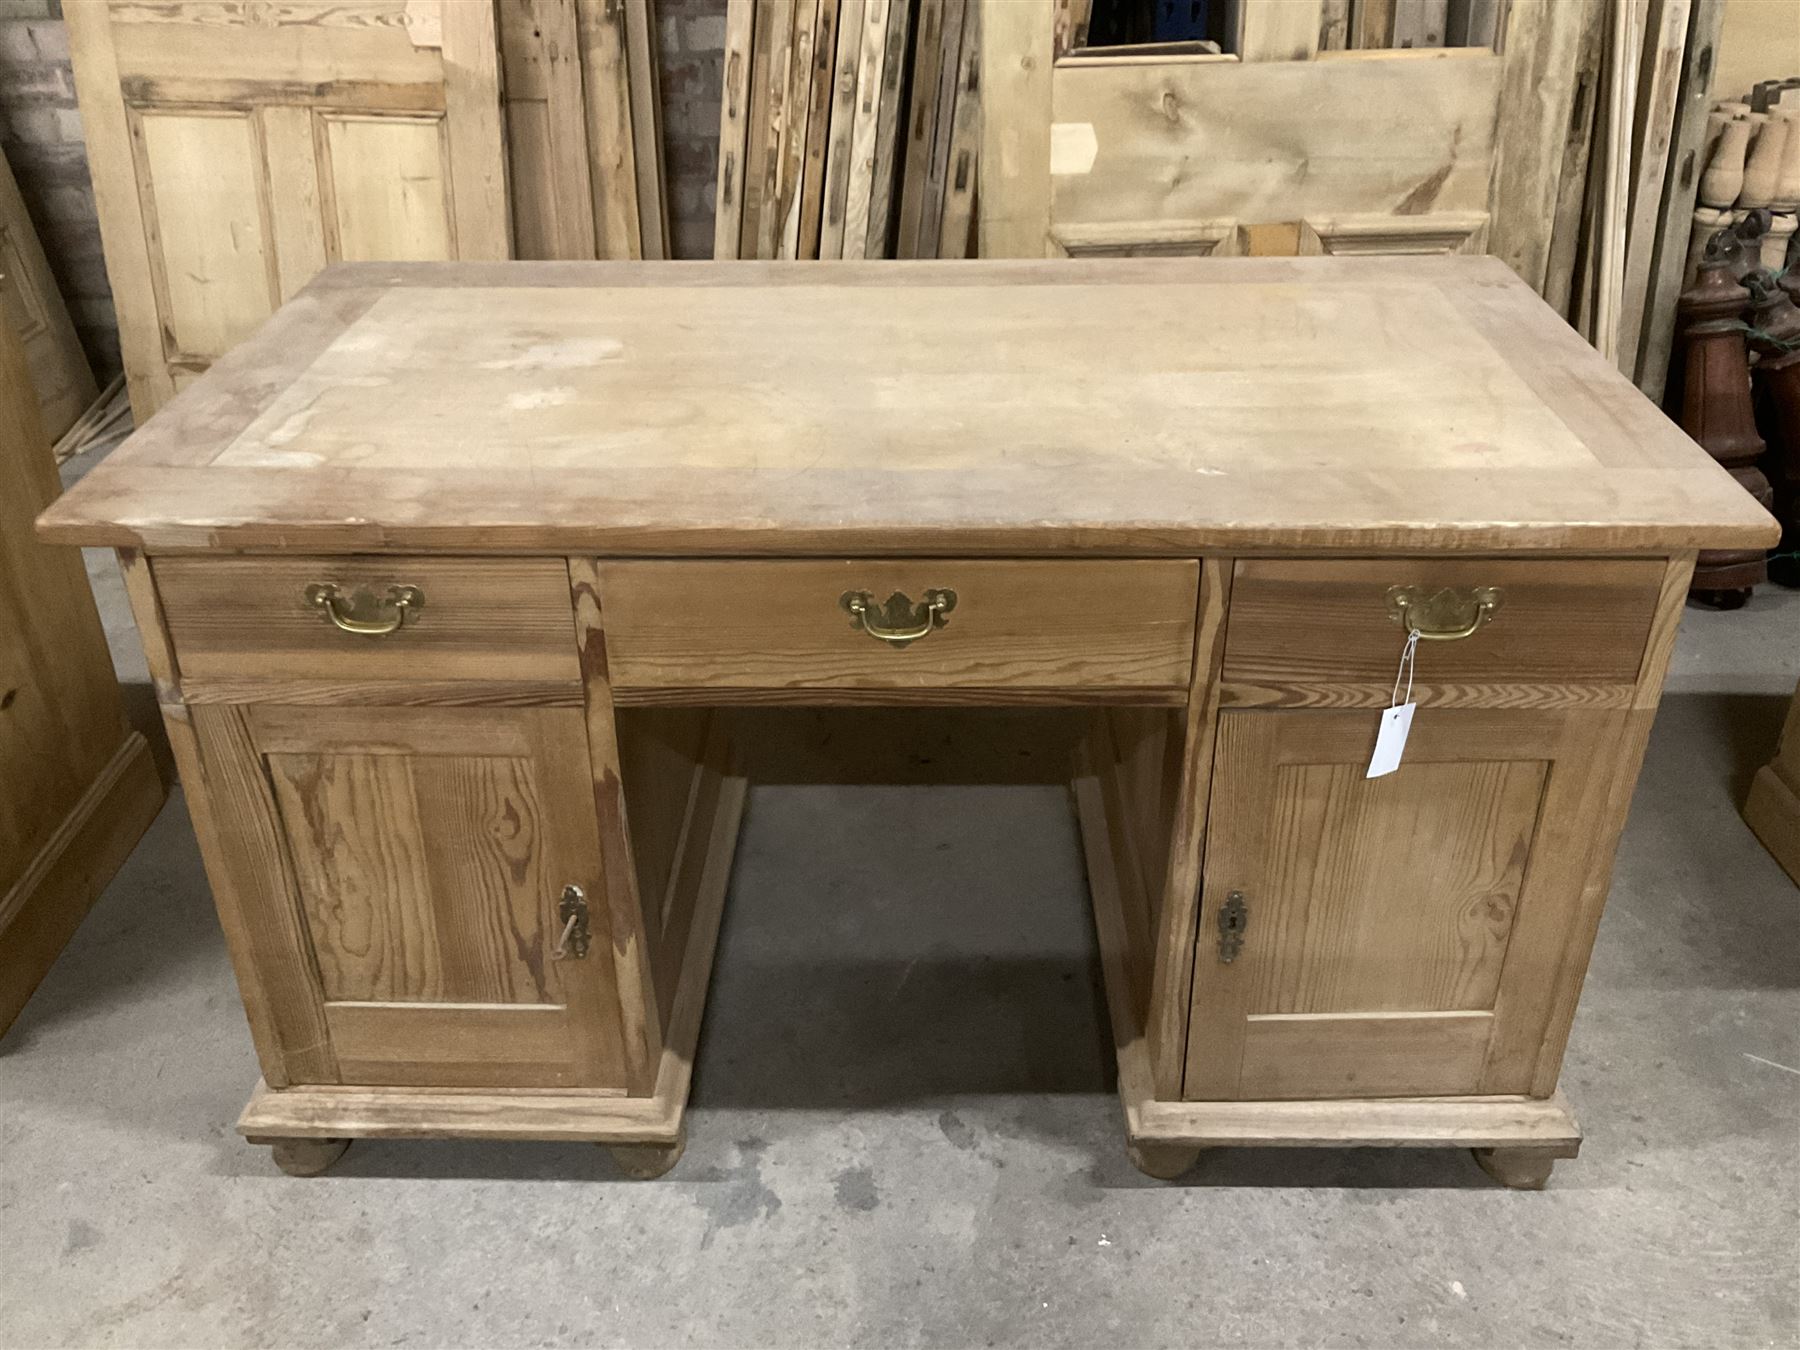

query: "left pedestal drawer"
left=153, top=555, right=582, bottom=686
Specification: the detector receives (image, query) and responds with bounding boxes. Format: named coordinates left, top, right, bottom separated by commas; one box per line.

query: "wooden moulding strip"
left=623, top=0, right=670, bottom=258
left=1071, top=736, right=1159, bottom=1144
left=569, top=557, right=663, bottom=1092
left=608, top=685, right=1191, bottom=708
left=239, top=1078, right=680, bottom=1143
left=1143, top=557, right=1230, bottom=1098
left=714, top=0, right=758, bottom=258
left=1135, top=1093, right=1583, bottom=1152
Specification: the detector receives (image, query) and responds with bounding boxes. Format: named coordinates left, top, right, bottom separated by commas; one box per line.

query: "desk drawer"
left=1222, top=558, right=1664, bottom=701
left=154, top=556, right=581, bottom=684
left=595, top=560, right=1200, bottom=697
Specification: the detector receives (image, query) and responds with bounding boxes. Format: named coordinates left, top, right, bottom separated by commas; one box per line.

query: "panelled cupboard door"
left=1184, top=708, right=1625, bottom=1102
left=66, top=0, right=509, bottom=421
left=189, top=704, right=629, bottom=1090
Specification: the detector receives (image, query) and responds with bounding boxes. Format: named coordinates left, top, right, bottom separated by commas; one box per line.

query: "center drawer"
left=594, top=560, right=1200, bottom=698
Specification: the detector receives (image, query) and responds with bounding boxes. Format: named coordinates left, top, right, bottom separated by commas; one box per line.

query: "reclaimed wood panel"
left=0, top=320, right=159, bottom=1036
left=0, top=148, right=95, bottom=440
left=1051, top=50, right=1500, bottom=231
left=67, top=0, right=510, bottom=419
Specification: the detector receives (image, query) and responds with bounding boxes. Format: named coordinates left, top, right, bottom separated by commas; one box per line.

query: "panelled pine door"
left=0, top=148, right=95, bottom=440
left=66, top=0, right=509, bottom=420
left=1184, top=708, right=1625, bottom=1101
left=189, top=704, right=630, bottom=1091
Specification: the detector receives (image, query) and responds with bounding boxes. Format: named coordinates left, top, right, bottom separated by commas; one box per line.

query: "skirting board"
left=1744, top=763, right=1800, bottom=885
left=0, top=732, right=164, bottom=1037
left=1072, top=753, right=1582, bottom=1156
left=240, top=770, right=747, bottom=1146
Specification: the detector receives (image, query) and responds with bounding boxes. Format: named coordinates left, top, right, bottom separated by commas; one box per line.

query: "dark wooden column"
left=1678, top=259, right=1772, bottom=607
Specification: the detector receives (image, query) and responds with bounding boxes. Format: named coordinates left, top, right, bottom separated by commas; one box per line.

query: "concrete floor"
left=3, top=498, right=1798, bottom=1344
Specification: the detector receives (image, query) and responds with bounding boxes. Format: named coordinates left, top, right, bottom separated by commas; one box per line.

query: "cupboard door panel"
left=132, top=109, right=277, bottom=365
left=192, top=704, right=630, bottom=1090
left=320, top=114, right=455, bottom=261
left=265, top=748, right=559, bottom=1006
left=1242, top=756, right=1545, bottom=1015
left=1185, top=707, right=1623, bottom=1101
left=1235, top=1010, right=1495, bottom=1100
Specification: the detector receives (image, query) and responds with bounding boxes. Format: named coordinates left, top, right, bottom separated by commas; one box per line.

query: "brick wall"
left=0, top=1, right=726, bottom=383
left=0, top=0, right=119, bottom=378
left=658, top=0, right=727, bottom=260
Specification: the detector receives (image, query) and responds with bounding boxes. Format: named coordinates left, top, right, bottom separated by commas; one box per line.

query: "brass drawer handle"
left=305, top=582, right=424, bottom=636
left=1386, top=585, right=1502, bottom=641
left=840, top=588, right=958, bottom=649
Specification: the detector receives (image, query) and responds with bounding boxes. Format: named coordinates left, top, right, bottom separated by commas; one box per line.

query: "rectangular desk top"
left=37, top=257, right=1777, bottom=556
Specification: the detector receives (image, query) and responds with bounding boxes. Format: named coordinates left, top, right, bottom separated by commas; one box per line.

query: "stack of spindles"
left=1690, top=84, right=1800, bottom=283
left=713, top=0, right=980, bottom=261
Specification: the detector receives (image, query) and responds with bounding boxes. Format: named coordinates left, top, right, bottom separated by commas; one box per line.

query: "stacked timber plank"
left=1550, top=0, right=1727, bottom=400
left=498, top=0, right=672, bottom=260
left=714, top=0, right=980, bottom=259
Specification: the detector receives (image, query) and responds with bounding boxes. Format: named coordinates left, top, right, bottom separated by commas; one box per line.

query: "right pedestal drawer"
left=1220, top=558, right=1666, bottom=704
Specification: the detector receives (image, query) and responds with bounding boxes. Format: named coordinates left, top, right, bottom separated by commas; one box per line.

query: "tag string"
left=1391, top=630, right=1419, bottom=708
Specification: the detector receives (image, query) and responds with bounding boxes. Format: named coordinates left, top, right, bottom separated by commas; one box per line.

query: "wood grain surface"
left=153, top=555, right=582, bottom=684
left=34, top=259, right=1776, bottom=556
left=1222, top=557, right=1665, bottom=688
left=1184, top=706, right=1625, bottom=1101
left=595, top=559, right=1198, bottom=693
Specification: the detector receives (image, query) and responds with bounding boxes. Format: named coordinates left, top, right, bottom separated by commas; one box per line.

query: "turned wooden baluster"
left=1678, top=253, right=1772, bottom=606
left=1747, top=273, right=1800, bottom=587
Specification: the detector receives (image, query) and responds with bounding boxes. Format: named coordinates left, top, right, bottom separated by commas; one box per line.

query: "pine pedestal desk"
left=38, top=259, right=1777, bottom=1187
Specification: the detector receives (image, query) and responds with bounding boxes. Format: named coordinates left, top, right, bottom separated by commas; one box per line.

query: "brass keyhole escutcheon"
left=552, top=885, right=590, bottom=961
left=1217, top=890, right=1248, bottom=963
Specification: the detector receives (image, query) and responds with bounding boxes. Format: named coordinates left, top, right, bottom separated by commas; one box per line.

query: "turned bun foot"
left=1689, top=585, right=1754, bottom=610
left=260, top=1137, right=351, bottom=1177
left=1126, top=1140, right=1204, bottom=1180
left=1472, top=1147, right=1557, bottom=1190
left=606, top=1127, right=686, bottom=1179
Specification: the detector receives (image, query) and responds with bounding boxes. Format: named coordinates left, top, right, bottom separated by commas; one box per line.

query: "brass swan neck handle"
left=840, top=588, right=958, bottom=648
left=305, top=583, right=424, bottom=636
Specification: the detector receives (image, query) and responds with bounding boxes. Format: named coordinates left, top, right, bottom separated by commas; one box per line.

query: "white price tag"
left=1369, top=628, right=1420, bottom=778
left=1367, top=702, right=1415, bottom=778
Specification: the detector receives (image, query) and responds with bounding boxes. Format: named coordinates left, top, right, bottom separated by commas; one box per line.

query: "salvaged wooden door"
left=0, top=148, right=95, bottom=441
left=189, top=704, right=630, bottom=1090
left=982, top=0, right=1594, bottom=289
left=1184, top=708, right=1624, bottom=1101
left=66, top=0, right=510, bottom=420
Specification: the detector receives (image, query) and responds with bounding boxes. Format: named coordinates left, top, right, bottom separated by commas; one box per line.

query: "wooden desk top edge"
left=37, top=257, right=1779, bottom=557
